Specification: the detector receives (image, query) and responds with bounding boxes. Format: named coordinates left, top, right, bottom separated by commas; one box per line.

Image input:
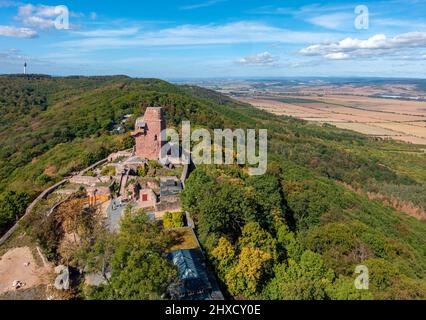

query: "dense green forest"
left=0, top=75, right=425, bottom=299
left=0, top=75, right=223, bottom=234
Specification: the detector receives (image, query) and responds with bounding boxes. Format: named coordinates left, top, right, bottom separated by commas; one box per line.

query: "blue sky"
left=1, top=0, right=426, bottom=78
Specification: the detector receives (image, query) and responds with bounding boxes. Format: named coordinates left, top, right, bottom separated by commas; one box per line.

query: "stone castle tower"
left=132, top=107, right=166, bottom=160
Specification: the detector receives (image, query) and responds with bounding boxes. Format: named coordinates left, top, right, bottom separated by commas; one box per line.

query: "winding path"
left=0, top=158, right=109, bottom=246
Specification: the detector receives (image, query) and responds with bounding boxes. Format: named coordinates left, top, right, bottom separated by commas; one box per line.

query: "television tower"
left=24, top=62, right=27, bottom=75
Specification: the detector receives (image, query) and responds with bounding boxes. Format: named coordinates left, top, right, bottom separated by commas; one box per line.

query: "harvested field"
left=320, top=95, right=426, bottom=113
left=386, top=136, right=426, bottom=145
left=373, top=123, right=426, bottom=138
left=407, top=121, right=426, bottom=127
left=326, top=114, right=388, bottom=123
left=239, top=98, right=324, bottom=115
left=333, top=123, right=400, bottom=136
left=237, top=95, right=426, bottom=146
left=302, top=117, right=343, bottom=122
left=296, top=102, right=425, bottom=122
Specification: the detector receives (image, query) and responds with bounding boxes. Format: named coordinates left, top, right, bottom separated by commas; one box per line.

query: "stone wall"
left=108, top=151, right=133, bottom=162
left=0, top=179, right=68, bottom=246
left=69, top=175, right=111, bottom=187
left=0, top=157, right=110, bottom=246
left=133, top=107, right=166, bottom=160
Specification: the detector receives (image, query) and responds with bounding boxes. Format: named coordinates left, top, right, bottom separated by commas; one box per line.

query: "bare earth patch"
left=389, top=136, right=426, bottom=145
left=332, top=123, right=400, bottom=136
left=373, top=123, right=426, bottom=138
left=0, top=247, right=52, bottom=296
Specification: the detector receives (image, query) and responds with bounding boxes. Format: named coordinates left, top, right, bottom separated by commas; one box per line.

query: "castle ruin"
left=132, top=107, right=166, bottom=160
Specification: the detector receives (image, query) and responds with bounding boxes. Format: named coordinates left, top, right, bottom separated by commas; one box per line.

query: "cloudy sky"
left=1, top=0, right=426, bottom=78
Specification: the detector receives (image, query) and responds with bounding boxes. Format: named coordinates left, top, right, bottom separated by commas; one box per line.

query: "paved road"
left=106, top=198, right=126, bottom=233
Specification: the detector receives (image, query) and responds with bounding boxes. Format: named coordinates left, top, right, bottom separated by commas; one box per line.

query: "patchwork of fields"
left=237, top=95, right=426, bottom=146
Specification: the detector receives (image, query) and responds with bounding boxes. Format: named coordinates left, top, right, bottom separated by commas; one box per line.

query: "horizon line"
left=2, top=73, right=426, bottom=81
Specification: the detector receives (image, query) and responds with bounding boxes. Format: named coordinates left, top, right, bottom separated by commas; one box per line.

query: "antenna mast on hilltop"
left=24, top=62, right=27, bottom=75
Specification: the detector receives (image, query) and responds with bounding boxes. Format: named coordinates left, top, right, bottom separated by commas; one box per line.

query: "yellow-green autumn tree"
left=225, top=247, right=272, bottom=299
left=211, top=237, right=235, bottom=278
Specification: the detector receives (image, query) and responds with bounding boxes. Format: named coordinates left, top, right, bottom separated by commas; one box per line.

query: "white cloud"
left=248, top=3, right=357, bottom=30
left=236, top=52, right=279, bottom=66
left=180, top=0, right=227, bottom=10
left=373, top=18, right=426, bottom=30
left=21, top=15, right=56, bottom=29
left=307, top=13, right=352, bottom=30
left=72, top=28, right=139, bottom=37
left=299, top=32, right=426, bottom=60
left=0, top=48, right=48, bottom=64
left=324, top=52, right=350, bottom=60
left=248, top=3, right=354, bottom=16
left=0, top=25, right=38, bottom=38
left=57, top=21, right=337, bottom=50
left=0, top=48, right=25, bottom=60
left=16, top=4, right=63, bottom=29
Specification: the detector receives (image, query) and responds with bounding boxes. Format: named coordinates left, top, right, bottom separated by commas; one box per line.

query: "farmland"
left=236, top=95, right=426, bottom=146
left=1, top=76, right=426, bottom=301
left=188, top=78, right=426, bottom=146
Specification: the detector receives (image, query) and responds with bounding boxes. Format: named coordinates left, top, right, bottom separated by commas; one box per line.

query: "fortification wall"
left=0, top=179, right=67, bottom=246
left=0, top=157, right=109, bottom=246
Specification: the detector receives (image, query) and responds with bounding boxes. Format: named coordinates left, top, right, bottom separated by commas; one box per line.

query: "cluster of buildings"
left=55, top=106, right=223, bottom=300
left=66, top=108, right=185, bottom=213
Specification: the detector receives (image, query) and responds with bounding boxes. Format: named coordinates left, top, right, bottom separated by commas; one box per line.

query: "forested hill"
left=0, top=75, right=223, bottom=194
left=1, top=75, right=426, bottom=299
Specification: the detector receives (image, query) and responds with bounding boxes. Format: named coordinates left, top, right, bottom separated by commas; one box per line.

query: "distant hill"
left=0, top=75, right=425, bottom=299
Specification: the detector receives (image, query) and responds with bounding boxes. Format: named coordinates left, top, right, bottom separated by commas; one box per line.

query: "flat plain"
left=237, top=95, right=426, bottom=146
